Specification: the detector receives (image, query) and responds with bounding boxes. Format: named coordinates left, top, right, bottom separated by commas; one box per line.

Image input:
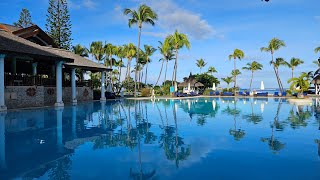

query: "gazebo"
left=312, top=75, right=320, bottom=95
left=0, top=23, right=112, bottom=111
left=178, top=73, right=204, bottom=94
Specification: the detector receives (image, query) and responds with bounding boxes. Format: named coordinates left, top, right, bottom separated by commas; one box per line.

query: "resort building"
left=0, top=23, right=112, bottom=111
left=178, top=73, right=204, bottom=94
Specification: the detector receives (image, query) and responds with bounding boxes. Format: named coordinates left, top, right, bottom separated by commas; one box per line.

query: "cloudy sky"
left=1, top=0, right=319, bottom=88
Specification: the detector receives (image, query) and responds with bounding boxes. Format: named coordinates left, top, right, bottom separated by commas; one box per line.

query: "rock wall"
left=5, top=86, right=93, bottom=109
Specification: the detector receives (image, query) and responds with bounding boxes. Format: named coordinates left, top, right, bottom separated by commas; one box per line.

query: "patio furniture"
left=222, top=92, right=233, bottom=96
left=256, top=92, right=268, bottom=97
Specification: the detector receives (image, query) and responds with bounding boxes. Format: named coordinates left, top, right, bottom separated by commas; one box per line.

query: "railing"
left=5, top=73, right=93, bottom=88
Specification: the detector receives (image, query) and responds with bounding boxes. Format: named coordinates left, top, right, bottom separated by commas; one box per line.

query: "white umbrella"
left=188, top=82, right=191, bottom=92
left=260, top=103, right=265, bottom=113
left=212, top=83, right=216, bottom=91
left=212, top=100, right=216, bottom=110
left=174, top=82, right=178, bottom=92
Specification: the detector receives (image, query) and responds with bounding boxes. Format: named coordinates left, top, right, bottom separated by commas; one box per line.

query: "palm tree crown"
left=221, top=76, right=233, bottom=88
left=196, top=59, right=207, bottom=73
left=315, top=46, right=320, bottom=54
left=228, top=49, right=244, bottom=88
left=207, top=66, right=217, bottom=75
left=72, top=44, right=89, bottom=57
left=286, top=57, right=304, bottom=78
left=260, top=38, right=286, bottom=54
left=90, top=41, right=105, bottom=62
left=242, top=61, right=263, bottom=90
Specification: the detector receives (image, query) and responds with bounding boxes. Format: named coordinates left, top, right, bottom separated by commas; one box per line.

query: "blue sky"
left=1, top=0, right=319, bottom=88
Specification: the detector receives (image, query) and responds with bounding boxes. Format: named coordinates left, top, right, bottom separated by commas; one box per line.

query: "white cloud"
left=83, top=0, right=96, bottom=9
left=114, top=0, right=220, bottom=40
left=69, top=0, right=96, bottom=10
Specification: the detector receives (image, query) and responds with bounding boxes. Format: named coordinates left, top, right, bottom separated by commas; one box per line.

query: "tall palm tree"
left=315, top=46, right=320, bottom=54
left=207, top=66, right=217, bottom=75
left=115, top=46, right=126, bottom=82
left=242, top=61, right=263, bottom=90
left=221, top=76, right=233, bottom=89
left=155, top=40, right=174, bottom=86
left=72, top=44, right=89, bottom=80
left=105, top=43, right=117, bottom=69
left=123, top=43, right=137, bottom=79
left=228, top=49, right=244, bottom=88
left=143, top=45, right=156, bottom=85
left=89, top=41, right=105, bottom=62
left=286, top=57, right=304, bottom=79
left=196, top=58, right=207, bottom=73
left=167, top=30, right=191, bottom=88
left=231, top=69, right=242, bottom=77
left=270, top=57, right=287, bottom=92
left=261, top=38, right=286, bottom=93
left=72, top=44, right=89, bottom=57
left=124, top=4, right=158, bottom=97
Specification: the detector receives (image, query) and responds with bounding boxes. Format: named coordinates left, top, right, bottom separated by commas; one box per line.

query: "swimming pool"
left=0, top=97, right=320, bottom=179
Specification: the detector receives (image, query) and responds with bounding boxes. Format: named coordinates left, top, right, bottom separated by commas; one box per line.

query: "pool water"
left=0, top=97, right=320, bottom=180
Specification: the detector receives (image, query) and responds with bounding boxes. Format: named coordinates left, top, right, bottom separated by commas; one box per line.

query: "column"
left=71, top=68, right=77, bottom=105
left=32, top=62, right=38, bottom=75
left=56, top=107, right=63, bottom=152
left=100, top=71, right=106, bottom=101
left=71, top=106, right=77, bottom=138
left=0, top=54, right=6, bottom=112
left=55, top=61, right=64, bottom=107
left=0, top=112, right=6, bottom=169
left=11, top=57, right=16, bottom=74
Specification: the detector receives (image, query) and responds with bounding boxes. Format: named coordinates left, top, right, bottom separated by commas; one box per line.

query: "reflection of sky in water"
left=1, top=98, right=320, bottom=180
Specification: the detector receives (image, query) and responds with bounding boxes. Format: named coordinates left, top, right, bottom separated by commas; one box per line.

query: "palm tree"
left=315, top=46, right=320, bottom=54
left=207, top=66, right=217, bottom=75
left=228, top=49, right=245, bottom=88
left=115, top=46, right=126, bottom=82
left=313, top=60, right=320, bottom=68
left=196, top=59, right=207, bottom=73
left=288, top=72, right=310, bottom=98
left=269, top=57, right=288, bottom=92
left=72, top=44, right=89, bottom=57
left=231, top=69, right=242, bottom=77
left=167, top=30, right=191, bottom=88
left=261, top=38, right=286, bottom=93
left=242, top=61, right=263, bottom=90
left=143, top=45, right=156, bottom=85
left=124, top=4, right=158, bottom=97
left=123, top=43, right=137, bottom=79
left=89, top=41, right=105, bottom=62
left=155, top=40, right=174, bottom=86
left=221, top=76, right=233, bottom=89
left=286, top=57, right=304, bottom=79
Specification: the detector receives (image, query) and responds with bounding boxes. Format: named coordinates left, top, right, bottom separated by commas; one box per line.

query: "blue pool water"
left=0, top=97, right=320, bottom=180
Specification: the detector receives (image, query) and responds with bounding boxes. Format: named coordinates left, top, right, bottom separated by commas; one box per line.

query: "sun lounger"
left=274, top=92, right=279, bottom=96
left=256, top=92, right=268, bottom=97
left=222, top=92, right=233, bottom=96
left=238, top=92, right=244, bottom=96
left=215, top=91, right=220, bottom=95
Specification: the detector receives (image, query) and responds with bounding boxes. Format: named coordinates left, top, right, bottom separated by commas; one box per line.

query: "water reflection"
left=1, top=97, right=320, bottom=179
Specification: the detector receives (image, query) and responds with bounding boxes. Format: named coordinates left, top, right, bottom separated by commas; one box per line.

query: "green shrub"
left=203, top=89, right=213, bottom=95
left=141, top=88, right=151, bottom=97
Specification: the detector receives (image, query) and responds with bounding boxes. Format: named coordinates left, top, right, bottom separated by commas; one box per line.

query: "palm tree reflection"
left=287, top=105, right=312, bottom=129
left=242, top=100, right=263, bottom=124
left=222, top=99, right=245, bottom=141
left=261, top=99, right=286, bottom=154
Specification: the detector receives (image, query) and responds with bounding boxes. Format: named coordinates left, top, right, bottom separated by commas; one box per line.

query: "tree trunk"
left=164, top=59, right=168, bottom=85
left=250, top=71, right=253, bottom=90
left=155, top=59, right=164, bottom=86
left=271, top=52, right=282, bottom=93
left=234, top=57, right=236, bottom=88
left=292, top=68, right=294, bottom=79
left=118, top=64, right=122, bottom=83
left=135, top=27, right=142, bottom=97
left=145, top=60, right=148, bottom=85
left=126, top=59, right=131, bottom=79
left=109, top=55, right=114, bottom=90
left=174, top=49, right=179, bottom=91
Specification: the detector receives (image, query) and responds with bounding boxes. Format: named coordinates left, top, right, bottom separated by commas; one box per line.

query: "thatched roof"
left=0, top=29, right=111, bottom=71
left=178, top=74, right=204, bottom=87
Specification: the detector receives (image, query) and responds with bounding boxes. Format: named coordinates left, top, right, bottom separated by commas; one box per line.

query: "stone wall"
left=5, top=86, right=93, bottom=109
